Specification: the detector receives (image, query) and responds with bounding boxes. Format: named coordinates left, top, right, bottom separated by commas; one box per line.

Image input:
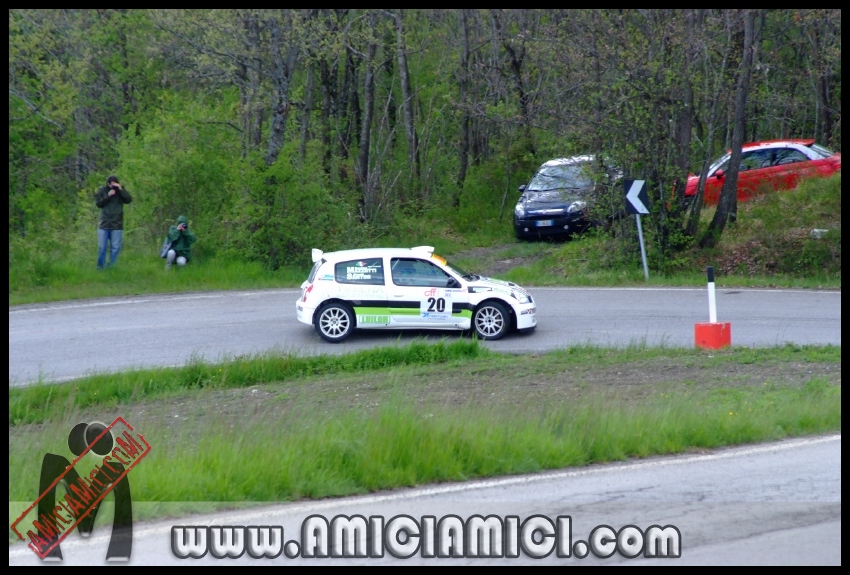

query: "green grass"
left=9, top=339, right=487, bottom=425
left=8, top=251, right=307, bottom=306
left=12, top=340, right=840, bottom=427
left=9, top=376, right=840, bottom=505
left=8, top=342, right=840, bottom=531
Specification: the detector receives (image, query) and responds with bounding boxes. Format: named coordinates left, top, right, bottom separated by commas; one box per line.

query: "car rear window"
left=335, top=258, right=385, bottom=285
left=307, top=259, right=324, bottom=283
left=808, top=143, right=834, bottom=159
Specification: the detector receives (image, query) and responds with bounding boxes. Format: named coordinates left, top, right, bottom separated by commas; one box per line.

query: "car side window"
left=335, top=258, right=385, bottom=285
left=391, top=258, right=454, bottom=287
left=740, top=150, right=774, bottom=171
left=773, top=149, right=809, bottom=166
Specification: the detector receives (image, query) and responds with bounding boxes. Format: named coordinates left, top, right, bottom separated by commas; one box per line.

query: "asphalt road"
left=8, top=287, right=841, bottom=386
left=8, top=434, right=841, bottom=565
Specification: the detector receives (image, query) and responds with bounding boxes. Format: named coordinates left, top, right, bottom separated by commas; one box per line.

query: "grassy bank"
left=8, top=253, right=306, bottom=307
left=9, top=339, right=484, bottom=425
left=8, top=175, right=841, bottom=306
left=9, top=342, right=841, bottom=509
left=496, top=173, right=842, bottom=288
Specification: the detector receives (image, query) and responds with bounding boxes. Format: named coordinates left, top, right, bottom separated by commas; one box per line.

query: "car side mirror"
left=518, top=184, right=526, bottom=192
left=715, top=170, right=724, bottom=180
left=447, top=278, right=461, bottom=289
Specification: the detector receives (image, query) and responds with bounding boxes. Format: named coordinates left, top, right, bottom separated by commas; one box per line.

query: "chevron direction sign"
left=624, top=179, right=649, bottom=215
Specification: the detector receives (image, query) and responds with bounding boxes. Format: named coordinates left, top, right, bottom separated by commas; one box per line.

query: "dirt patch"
left=448, top=243, right=558, bottom=277
left=13, top=353, right=839, bottom=450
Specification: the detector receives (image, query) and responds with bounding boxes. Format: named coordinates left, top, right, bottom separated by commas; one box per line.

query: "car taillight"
left=302, top=284, right=313, bottom=302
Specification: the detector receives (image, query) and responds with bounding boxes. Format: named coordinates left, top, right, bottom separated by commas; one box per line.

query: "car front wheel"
left=315, top=303, right=355, bottom=343
left=473, top=301, right=510, bottom=340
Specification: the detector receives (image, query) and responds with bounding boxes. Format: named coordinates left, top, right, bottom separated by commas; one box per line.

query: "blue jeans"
left=97, top=228, right=123, bottom=269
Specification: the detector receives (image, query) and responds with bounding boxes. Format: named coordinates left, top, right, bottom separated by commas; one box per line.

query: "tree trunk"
left=237, top=11, right=262, bottom=156
left=670, top=9, right=699, bottom=223
left=299, top=63, right=314, bottom=164
left=394, top=10, right=421, bottom=190
left=357, top=11, right=379, bottom=222
left=319, top=59, right=333, bottom=175
left=685, top=11, right=732, bottom=239
left=491, top=10, right=534, bottom=154
left=700, top=10, right=757, bottom=249
left=454, top=9, right=472, bottom=207
left=265, top=14, right=300, bottom=167
left=341, top=48, right=360, bottom=161
left=809, top=23, right=833, bottom=147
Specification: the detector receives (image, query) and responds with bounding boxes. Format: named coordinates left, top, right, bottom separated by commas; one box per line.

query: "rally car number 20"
left=295, top=246, right=537, bottom=343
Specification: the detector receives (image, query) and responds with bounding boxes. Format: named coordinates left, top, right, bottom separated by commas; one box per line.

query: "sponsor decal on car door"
left=333, top=258, right=390, bottom=327
left=388, top=258, right=469, bottom=327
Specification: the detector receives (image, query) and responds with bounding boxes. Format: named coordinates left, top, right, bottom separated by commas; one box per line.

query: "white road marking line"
left=9, top=291, right=301, bottom=314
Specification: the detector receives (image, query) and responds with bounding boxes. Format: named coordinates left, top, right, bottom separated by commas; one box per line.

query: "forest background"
left=8, top=9, right=841, bottom=286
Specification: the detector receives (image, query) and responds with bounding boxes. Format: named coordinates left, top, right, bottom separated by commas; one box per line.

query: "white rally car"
left=296, top=246, right=537, bottom=342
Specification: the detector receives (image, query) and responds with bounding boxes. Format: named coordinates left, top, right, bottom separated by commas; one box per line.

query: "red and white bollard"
left=695, top=266, right=731, bottom=349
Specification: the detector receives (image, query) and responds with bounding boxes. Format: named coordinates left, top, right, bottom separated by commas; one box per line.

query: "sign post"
left=624, top=179, right=650, bottom=281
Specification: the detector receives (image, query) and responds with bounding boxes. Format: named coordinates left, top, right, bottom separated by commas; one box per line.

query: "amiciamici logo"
left=10, top=417, right=151, bottom=561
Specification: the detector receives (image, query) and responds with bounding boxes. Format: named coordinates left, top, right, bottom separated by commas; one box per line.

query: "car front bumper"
left=513, top=302, right=537, bottom=330
left=514, top=214, right=590, bottom=236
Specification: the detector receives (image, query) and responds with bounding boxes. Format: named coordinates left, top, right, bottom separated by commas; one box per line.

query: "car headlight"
left=567, top=201, right=587, bottom=214
left=514, top=204, right=526, bottom=218
left=511, top=290, right=530, bottom=304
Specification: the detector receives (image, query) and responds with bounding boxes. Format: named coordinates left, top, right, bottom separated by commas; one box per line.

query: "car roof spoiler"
left=311, top=249, right=323, bottom=262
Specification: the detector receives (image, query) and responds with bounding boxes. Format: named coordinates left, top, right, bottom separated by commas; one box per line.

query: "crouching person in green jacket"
left=165, top=215, right=197, bottom=270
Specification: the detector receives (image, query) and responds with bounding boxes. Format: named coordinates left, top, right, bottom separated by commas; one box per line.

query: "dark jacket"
left=94, top=185, right=133, bottom=230
left=167, top=224, right=197, bottom=261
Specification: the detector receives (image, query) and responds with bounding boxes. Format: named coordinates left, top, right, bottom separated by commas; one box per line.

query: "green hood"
left=177, top=215, right=188, bottom=225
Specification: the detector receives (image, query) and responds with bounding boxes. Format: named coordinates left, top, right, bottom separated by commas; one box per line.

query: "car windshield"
left=702, top=153, right=732, bottom=177
left=443, top=260, right=477, bottom=281
left=526, top=162, right=595, bottom=192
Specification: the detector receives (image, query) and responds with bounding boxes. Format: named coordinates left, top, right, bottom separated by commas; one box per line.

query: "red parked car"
left=685, top=139, right=841, bottom=205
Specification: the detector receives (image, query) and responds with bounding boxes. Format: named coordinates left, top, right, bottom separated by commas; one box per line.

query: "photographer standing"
left=94, top=175, right=133, bottom=269
left=165, top=215, right=197, bottom=270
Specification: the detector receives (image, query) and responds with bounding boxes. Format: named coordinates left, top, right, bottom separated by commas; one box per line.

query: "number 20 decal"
left=427, top=297, right=446, bottom=312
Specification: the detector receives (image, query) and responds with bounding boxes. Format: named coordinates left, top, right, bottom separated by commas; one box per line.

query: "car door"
left=703, top=165, right=725, bottom=205
left=388, top=257, right=468, bottom=327
left=332, top=257, right=390, bottom=327
left=772, top=148, right=816, bottom=190
left=735, top=149, right=776, bottom=202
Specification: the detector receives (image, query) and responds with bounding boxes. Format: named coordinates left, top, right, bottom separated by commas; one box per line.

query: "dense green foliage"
left=9, top=10, right=841, bottom=276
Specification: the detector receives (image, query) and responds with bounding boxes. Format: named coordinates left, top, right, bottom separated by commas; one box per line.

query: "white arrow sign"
left=626, top=180, right=649, bottom=214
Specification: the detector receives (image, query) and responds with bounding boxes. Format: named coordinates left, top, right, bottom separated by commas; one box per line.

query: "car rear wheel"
left=473, top=301, right=510, bottom=340
left=315, top=303, right=355, bottom=343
